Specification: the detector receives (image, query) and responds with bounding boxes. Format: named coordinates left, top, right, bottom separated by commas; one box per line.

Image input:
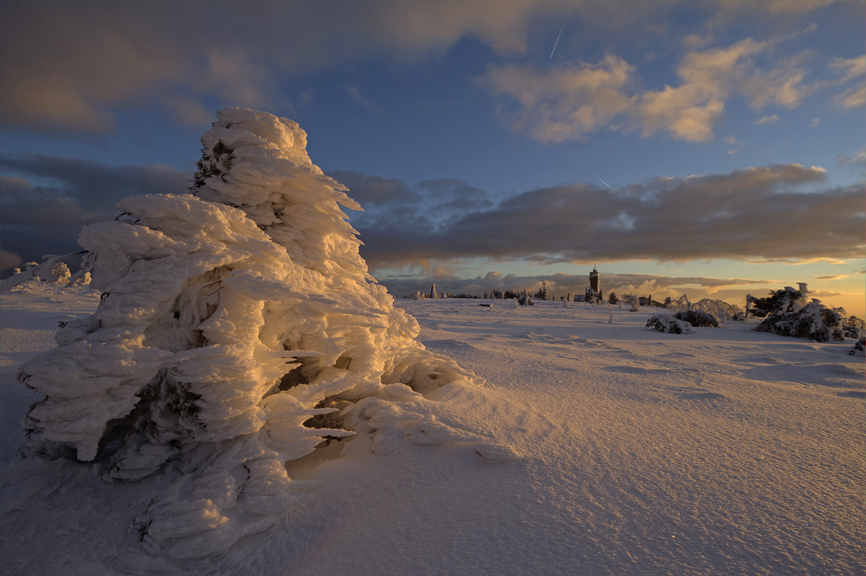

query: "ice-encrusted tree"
left=17, top=108, right=506, bottom=559
left=748, top=287, right=845, bottom=342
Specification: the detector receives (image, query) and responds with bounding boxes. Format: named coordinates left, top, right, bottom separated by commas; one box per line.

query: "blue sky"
left=1, top=0, right=863, bottom=314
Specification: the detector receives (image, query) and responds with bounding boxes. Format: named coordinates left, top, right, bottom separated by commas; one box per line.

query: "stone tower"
left=589, top=265, right=600, bottom=293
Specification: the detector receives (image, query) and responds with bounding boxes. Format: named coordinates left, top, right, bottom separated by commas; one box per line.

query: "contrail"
left=550, top=17, right=567, bottom=59
left=591, top=171, right=611, bottom=189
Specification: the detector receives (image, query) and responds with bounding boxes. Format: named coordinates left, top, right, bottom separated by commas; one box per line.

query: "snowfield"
left=2, top=285, right=863, bottom=576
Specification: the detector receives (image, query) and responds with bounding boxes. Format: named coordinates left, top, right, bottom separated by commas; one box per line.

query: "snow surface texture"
left=1, top=295, right=863, bottom=575
left=12, top=109, right=508, bottom=559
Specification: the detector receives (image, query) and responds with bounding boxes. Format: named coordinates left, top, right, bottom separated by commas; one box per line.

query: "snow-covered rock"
left=17, top=108, right=496, bottom=559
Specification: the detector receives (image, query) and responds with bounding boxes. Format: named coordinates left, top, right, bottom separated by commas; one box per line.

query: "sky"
left=1, top=0, right=864, bottom=316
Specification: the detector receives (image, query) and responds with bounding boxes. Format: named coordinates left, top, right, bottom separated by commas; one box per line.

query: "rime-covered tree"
left=17, top=108, right=508, bottom=559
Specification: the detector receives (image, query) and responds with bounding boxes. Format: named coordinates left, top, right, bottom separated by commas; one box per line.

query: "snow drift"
left=17, top=108, right=508, bottom=559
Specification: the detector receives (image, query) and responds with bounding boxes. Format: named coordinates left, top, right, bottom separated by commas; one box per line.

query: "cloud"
left=480, top=35, right=822, bottom=143
left=722, top=136, right=744, bottom=154
left=825, top=55, right=865, bottom=109
left=416, top=178, right=494, bottom=215
left=349, top=163, right=863, bottom=270
left=325, top=170, right=420, bottom=207
left=814, top=274, right=849, bottom=280
left=479, top=55, right=637, bottom=142
left=837, top=148, right=866, bottom=166
left=754, top=114, right=779, bottom=125
left=834, top=83, right=865, bottom=109
left=346, top=85, right=380, bottom=113
left=3, top=0, right=854, bottom=133
left=0, top=250, right=22, bottom=271
left=0, top=155, right=189, bottom=268
left=811, top=117, right=821, bottom=126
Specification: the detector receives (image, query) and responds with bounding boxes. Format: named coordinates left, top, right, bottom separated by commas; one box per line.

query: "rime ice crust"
left=17, top=108, right=500, bottom=559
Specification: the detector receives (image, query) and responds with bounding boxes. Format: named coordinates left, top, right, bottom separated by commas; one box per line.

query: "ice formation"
left=17, top=108, right=502, bottom=558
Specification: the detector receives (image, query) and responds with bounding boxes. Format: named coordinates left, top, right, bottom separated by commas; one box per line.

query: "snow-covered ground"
left=1, top=286, right=863, bottom=575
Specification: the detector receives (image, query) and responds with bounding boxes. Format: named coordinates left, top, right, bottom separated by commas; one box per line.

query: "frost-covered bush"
left=674, top=310, right=719, bottom=328
left=746, top=288, right=802, bottom=319
left=664, top=296, right=743, bottom=323
left=646, top=313, right=694, bottom=334
left=0, top=254, right=89, bottom=291
left=607, top=292, right=618, bottom=305
left=849, top=337, right=865, bottom=357
left=18, top=108, right=503, bottom=558
left=749, top=287, right=845, bottom=342
left=623, top=294, right=639, bottom=312
left=843, top=316, right=865, bottom=340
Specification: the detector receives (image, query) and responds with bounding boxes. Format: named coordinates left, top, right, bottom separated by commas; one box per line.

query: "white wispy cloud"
left=754, top=114, right=779, bottom=125
left=479, top=35, right=821, bottom=143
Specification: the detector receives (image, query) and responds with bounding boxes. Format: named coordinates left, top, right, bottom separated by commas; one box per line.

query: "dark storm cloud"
left=0, top=155, right=188, bottom=270
left=355, top=164, right=865, bottom=269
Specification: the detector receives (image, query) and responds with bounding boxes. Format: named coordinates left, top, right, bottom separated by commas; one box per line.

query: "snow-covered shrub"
left=50, top=262, right=70, bottom=283
left=843, top=316, right=865, bottom=340
left=623, top=294, right=639, bottom=312
left=18, top=108, right=500, bottom=558
left=517, top=292, right=534, bottom=306
left=607, top=292, right=618, bottom=305
left=0, top=253, right=91, bottom=291
left=849, top=337, right=865, bottom=357
left=674, top=310, right=719, bottom=328
left=646, top=313, right=694, bottom=334
left=750, top=288, right=845, bottom=342
left=746, top=288, right=802, bottom=319
left=677, top=298, right=744, bottom=322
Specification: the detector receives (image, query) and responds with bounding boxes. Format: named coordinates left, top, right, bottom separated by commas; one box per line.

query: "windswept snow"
left=1, top=292, right=863, bottom=575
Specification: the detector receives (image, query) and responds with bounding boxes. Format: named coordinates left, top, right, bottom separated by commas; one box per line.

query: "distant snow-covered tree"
left=623, top=294, right=639, bottom=312
left=430, top=283, right=438, bottom=299
left=750, top=287, right=845, bottom=342
left=608, top=292, right=618, bottom=305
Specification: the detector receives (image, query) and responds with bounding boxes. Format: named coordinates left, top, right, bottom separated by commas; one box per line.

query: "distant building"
left=585, top=266, right=602, bottom=303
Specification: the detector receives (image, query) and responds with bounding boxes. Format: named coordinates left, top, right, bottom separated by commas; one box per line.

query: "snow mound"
left=17, top=108, right=505, bottom=559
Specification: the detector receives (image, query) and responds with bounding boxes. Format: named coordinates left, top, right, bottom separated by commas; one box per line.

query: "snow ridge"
left=17, top=108, right=502, bottom=559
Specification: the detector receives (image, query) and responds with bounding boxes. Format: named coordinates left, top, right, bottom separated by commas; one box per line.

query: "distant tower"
left=797, top=282, right=808, bottom=295
left=589, top=266, right=600, bottom=293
